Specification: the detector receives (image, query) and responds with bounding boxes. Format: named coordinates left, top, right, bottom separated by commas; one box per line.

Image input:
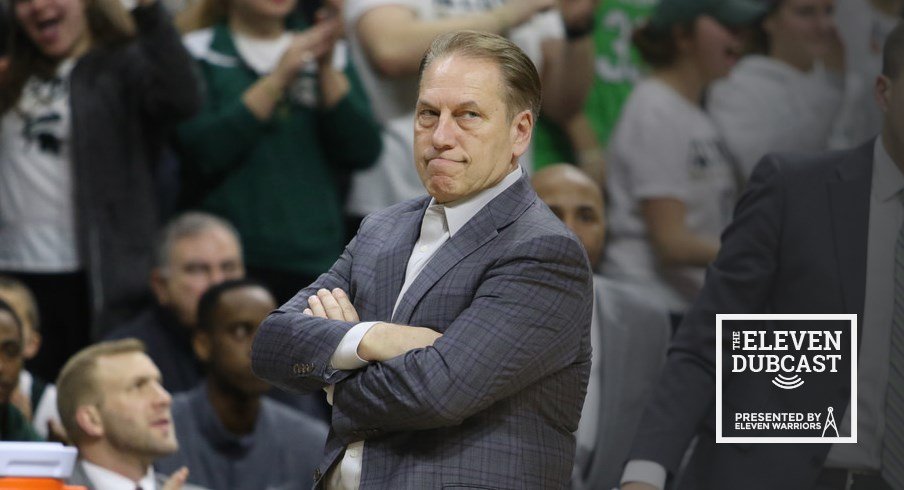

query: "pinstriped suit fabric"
left=252, top=173, right=593, bottom=489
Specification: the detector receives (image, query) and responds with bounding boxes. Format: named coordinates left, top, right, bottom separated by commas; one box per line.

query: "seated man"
left=532, top=164, right=671, bottom=490
left=156, top=279, right=328, bottom=489
left=0, top=276, right=64, bottom=440
left=56, top=339, right=206, bottom=489
left=105, top=212, right=244, bottom=394
left=0, top=297, right=41, bottom=441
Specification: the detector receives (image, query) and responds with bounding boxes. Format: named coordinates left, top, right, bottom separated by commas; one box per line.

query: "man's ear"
left=876, top=74, right=893, bottom=112
left=149, top=268, right=170, bottom=306
left=75, top=405, right=103, bottom=438
left=193, top=330, right=212, bottom=363
left=511, top=110, right=535, bottom=160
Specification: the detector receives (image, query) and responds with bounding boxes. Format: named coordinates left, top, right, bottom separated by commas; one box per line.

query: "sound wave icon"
left=772, top=374, right=805, bottom=390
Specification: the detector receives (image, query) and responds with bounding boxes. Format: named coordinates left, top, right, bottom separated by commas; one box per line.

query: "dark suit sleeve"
left=628, top=155, right=787, bottom=473
left=329, top=234, right=593, bottom=439
left=251, top=234, right=362, bottom=394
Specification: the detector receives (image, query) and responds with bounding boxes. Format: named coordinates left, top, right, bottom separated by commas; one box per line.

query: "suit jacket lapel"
left=826, top=141, right=873, bottom=324
left=374, top=202, right=428, bottom=321
left=391, top=174, right=536, bottom=325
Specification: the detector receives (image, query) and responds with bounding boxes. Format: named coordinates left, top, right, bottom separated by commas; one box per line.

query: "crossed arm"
left=304, top=287, right=442, bottom=363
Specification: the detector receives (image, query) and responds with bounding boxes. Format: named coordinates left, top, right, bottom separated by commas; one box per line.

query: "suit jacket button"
left=292, top=363, right=301, bottom=374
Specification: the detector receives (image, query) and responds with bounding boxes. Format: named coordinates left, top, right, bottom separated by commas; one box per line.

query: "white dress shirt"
left=81, top=460, right=156, bottom=490
left=326, top=166, right=524, bottom=490
left=621, top=138, right=904, bottom=488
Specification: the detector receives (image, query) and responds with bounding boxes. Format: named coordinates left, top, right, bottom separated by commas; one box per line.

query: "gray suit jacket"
left=629, top=141, right=873, bottom=489
left=252, top=173, right=594, bottom=489
left=67, top=459, right=208, bottom=490
left=571, top=276, right=670, bottom=490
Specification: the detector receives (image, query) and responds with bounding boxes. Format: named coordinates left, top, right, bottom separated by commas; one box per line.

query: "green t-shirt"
left=533, top=0, right=657, bottom=170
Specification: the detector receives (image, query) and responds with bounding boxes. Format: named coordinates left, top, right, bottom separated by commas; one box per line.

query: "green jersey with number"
left=533, top=0, right=657, bottom=170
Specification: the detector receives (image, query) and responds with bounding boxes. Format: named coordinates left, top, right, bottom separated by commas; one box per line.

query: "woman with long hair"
left=708, top=0, right=845, bottom=178
left=173, top=0, right=381, bottom=303
left=0, top=0, right=200, bottom=379
left=602, top=0, right=766, bottom=317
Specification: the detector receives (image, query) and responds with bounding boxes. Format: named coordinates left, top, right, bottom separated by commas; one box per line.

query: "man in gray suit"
left=533, top=164, right=671, bottom=490
left=56, top=339, right=205, bottom=490
left=252, top=30, right=594, bottom=489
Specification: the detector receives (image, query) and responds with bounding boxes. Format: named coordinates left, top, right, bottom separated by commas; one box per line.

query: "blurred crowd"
left=0, top=0, right=900, bottom=488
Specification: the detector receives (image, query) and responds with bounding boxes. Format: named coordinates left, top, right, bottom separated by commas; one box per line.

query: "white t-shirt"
left=831, top=0, right=898, bottom=148
left=344, top=0, right=563, bottom=216
left=0, top=59, right=81, bottom=272
left=603, top=78, right=738, bottom=312
left=707, top=55, right=845, bottom=178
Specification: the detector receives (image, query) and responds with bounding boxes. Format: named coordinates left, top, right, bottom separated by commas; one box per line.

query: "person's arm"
left=641, top=198, right=720, bottom=268
left=329, top=234, right=593, bottom=439
left=316, top=54, right=383, bottom=171
left=538, top=0, right=597, bottom=125
left=128, top=0, right=202, bottom=124
left=243, top=20, right=340, bottom=120
left=566, top=113, right=606, bottom=187
left=177, top=21, right=340, bottom=178
left=251, top=232, right=363, bottom=394
left=625, top=155, right=786, bottom=476
left=352, top=1, right=555, bottom=78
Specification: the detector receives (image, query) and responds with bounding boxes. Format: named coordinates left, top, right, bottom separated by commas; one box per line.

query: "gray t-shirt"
left=155, top=383, right=329, bottom=490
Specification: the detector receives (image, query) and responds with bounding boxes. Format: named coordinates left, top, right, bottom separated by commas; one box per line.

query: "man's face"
left=195, top=286, right=275, bottom=397
left=414, top=55, right=533, bottom=203
left=533, top=167, right=606, bottom=269
left=0, top=311, right=22, bottom=403
left=93, top=352, right=177, bottom=459
left=152, top=228, right=244, bottom=328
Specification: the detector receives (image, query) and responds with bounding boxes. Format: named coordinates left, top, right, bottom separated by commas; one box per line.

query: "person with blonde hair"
left=58, top=339, right=207, bottom=490
left=0, top=0, right=201, bottom=381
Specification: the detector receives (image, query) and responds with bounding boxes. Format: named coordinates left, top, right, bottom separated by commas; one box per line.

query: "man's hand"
left=303, top=288, right=442, bottom=362
left=161, top=467, right=189, bottom=490
left=304, top=288, right=359, bottom=322
left=358, top=322, right=442, bottom=362
left=621, top=483, right=659, bottom=490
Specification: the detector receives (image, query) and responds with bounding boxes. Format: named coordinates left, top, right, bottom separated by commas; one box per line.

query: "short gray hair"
left=155, top=212, right=241, bottom=269
left=418, top=30, right=542, bottom=120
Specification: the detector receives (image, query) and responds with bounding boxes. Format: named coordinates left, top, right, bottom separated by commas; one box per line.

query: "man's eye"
left=461, top=111, right=479, bottom=119
left=183, top=264, right=208, bottom=275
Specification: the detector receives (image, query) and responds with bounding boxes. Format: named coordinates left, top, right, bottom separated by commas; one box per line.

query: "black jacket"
left=69, top=1, right=201, bottom=334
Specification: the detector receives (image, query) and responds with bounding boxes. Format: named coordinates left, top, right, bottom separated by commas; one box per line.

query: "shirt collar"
left=873, top=136, right=904, bottom=202
left=81, top=460, right=156, bottom=490
left=431, top=165, right=523, bottom=237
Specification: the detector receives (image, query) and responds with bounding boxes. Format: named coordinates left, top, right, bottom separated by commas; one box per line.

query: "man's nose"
left=154, top=381, right=173, bottom=406
left=431, top=112, right=456, bottom=149
left=209, top=267, right=226, bottom=285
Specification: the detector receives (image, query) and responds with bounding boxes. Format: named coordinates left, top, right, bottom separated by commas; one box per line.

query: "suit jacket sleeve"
left=329, top=234, right=593, bottom=440
left=628, top=155, right=786, bottom=474
left=251, top=233, right=365, bottom=394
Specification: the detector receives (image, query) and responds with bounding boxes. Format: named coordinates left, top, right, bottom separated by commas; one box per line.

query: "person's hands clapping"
left=271, top=21, right=340, bottom=87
